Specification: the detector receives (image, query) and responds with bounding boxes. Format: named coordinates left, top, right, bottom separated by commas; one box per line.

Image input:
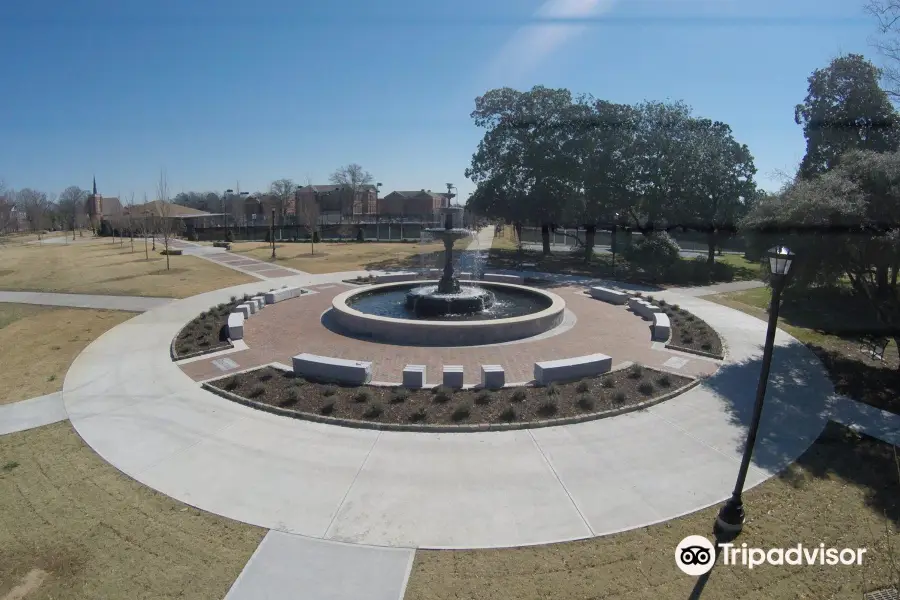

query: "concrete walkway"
left=0, top=392, right=67, bottom=435
left=465, top=226, right=496, bottom=251
left=670, top=279, right=766, bottom=297
left=0, top=291, right=173, bottom=312
left=62, top=272, right=840, bottom=549
left=167, top=239, right=309, bottom=280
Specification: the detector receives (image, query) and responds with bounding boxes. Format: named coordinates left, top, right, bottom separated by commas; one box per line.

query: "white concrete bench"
left=443, top=365, right=464, bottom=389
left=653, top=313, right=671, bottom=341
left=589, top=286, right=629, bottom=305
left=376, top=272, right=418, bottom=283
left=227, top=313, right=244, bottom=340
left=264, top=286, right=304, bottom=304
left=481, top=365, right=505, bottom=389
left=292, top=353, right=372, bottom=385
left=402, top=365, right=426, bottom=388
left=627, top=297, right=661, bottom=320
left=484, top=273, right=525, bottom=284
left=534, top=353, right=612, bottom=385
left=251, top=296, right=266, bottom=310
left=233, top=303, right=252, bottom=318
left=244, top=299, right=259, bottom=315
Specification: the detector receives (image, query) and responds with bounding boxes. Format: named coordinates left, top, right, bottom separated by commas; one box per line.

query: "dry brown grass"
left=0, top=304, right=133, bottom=405
left=405, top=423, right=900, bottom=600
left=0, top=422, right=265, bottom=600
left=228, top=240, right=447, bottom=274
left=0, top=237, right=253, bottom=297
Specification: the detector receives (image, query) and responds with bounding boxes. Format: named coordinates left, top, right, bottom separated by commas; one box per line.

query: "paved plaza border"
left=61, top=269, right=842, bottom=550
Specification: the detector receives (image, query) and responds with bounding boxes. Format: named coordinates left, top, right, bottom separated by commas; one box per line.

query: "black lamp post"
left=271, top=208, right=276, bottom=259
left=222, top=189, right=233, bottom=242
left=715, top=245, right=795, bottom=535
left=610, top=212, right=620, bottom=278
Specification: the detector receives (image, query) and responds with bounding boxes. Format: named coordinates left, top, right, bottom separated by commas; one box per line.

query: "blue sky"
left=0, top=0, right=881, bottom=203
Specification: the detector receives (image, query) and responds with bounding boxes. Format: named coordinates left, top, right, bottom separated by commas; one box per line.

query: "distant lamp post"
left=611, top=212, right=620, bottom=278
left=715, top=246, right=795, bottom=535
left=223, top=189, right=233, bottom=242
left=271, top=208, right=276, bottom=259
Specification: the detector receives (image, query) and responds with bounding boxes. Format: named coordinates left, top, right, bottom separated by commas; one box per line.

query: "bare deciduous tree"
left=139, top=193, right=151, bottom=259
left=58, top=186, right=88, bottom=242
left=157, top=170, right=175, bottom=270
left=125, top=192, right=136, bottom=253
left=867, top=0, right=900, bottom=99
left=16, top=188, right=50, bottom=241
left=298, top=178, right=321, bottom=256
left=0, top=180, right=16, bottom=235
left=269, top=178, right=295, bottom=237
left=329, top=163, right=374, bottom=217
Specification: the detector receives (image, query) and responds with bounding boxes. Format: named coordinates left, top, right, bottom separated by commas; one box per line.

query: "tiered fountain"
left=328, top=207, right=566, bottom=346
left=404, top=208, right=494, bottom=317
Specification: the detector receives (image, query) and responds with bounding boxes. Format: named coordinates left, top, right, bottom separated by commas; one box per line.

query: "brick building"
left=84, top=177, right=122, bottom=232
left=378, top=190, right=452, bottom=221
left=294, top=184, right=378, bottom=221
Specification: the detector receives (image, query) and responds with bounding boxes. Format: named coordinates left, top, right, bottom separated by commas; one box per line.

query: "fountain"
left=328, top=206, right=567, bottom=346
left=404, top=208, right=494, bottom=317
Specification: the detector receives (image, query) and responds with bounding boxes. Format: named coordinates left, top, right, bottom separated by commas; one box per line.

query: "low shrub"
left=601, top=378, right=615, bottom=389
left=408, top=408, right=427, bottom=423
left=248, top=385, right=265, bottom=398
left=575, top=381, right=590, bottom=393
left=657, top=374, right=672, bottom=387
left=258, top=372, right=272, bottom=382
left=390, top=390, right=408, bottom=404
left=672, top=304, right=680, bottom=311
left=537, top=401, right=558, bottom=417
left=292, top=378, right=306, bottom=387
left=546, top=383, right=560, bottom=397
left=701, top=342, right=713, bottom=351
left=451, top=405, right=471, bottom=422
left=364, top=404, right=383, bottom=419
left=613, top=391, right=627, bottom=403
left=627, top=364, right=643, bottom=379
left=230, top=296, right=237, bottom=303
left=433, top=388, right=452, bottom=403
left=681, top=335, right=694, bottom=345
left=320, top=402, right=335, bottom=416
left=499, top=406, right=517, bottom=422
left=475, top=390, right=493, bottom=405
left=510, top=388, right=528, bottom=402
left=354, top=390, right=373, bottom=403
left=658, top=299, right=666, bottom=306
left=638, top=381, right=654, bottom=395
left=577, top=394, right=596, bottom=411
left=223, top=377, right=238, bottom=391
left=203, top=323, right=213, bottom=331
left=322, top=386, right=336, bottom=397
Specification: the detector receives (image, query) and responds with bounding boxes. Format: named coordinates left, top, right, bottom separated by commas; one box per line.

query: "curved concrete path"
left=62, top=270, right=841, bottom=551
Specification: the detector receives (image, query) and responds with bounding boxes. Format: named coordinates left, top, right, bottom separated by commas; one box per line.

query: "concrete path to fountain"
left=63, top=270, right=857, bottom=550
left=0, top=290, right=174, bottom=312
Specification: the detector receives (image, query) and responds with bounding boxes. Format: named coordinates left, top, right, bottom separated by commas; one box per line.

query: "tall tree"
left=677, top=119, right=758, bottom=265
left=16, top=189, right=50, bottom=238
left=329, top=164, right=373, bottom=219
left=794, top=54, right=899, bottom=179
left=269, top=178, right=295, bottom=232
left=467, top=86, right=576, bottom=254
left=57, top=186, right=88, bottom=241
left=866, top=0, right=900, bottom=99
left=157, top=170, right=174, bottom=270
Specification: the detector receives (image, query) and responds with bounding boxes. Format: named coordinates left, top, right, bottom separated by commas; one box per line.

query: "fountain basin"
left=405, top=284, right=495, bottom=317
left=330, top=281, right=566, bottom=346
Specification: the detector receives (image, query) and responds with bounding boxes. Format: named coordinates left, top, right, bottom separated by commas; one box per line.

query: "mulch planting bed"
left=207, top=364, right=694, bottom=429
left=640, top=295, right=724, bottom=358
left=171, top=291, right=267, bottom=360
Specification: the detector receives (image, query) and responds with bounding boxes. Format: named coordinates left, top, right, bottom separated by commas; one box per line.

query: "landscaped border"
left=202, top=364, right=701, bottom=433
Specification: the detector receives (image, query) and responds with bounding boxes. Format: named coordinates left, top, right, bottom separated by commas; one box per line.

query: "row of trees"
left=465, top=88, right=758, bottom=264
left=0, top=181, right=94, bottom=239
left=743, top=53, right=900, bottom=358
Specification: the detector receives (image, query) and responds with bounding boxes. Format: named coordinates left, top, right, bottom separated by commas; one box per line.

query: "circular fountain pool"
left=329, top=281, right=566, bottom=346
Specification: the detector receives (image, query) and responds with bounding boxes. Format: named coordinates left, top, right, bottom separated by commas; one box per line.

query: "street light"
left=611, top=212, right=620, bottom=278
left=715, top=245, right=795, bottom=535
left=271, top=208, right=276, bottom=259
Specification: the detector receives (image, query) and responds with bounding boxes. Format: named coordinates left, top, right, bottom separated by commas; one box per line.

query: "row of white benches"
left=375, top=271, right=525, bottom=285
left=290, top=352, right=614, bottom=388
left=590, top=286, right=671, bottom=342
left=227, top=285, right=306, bottom=340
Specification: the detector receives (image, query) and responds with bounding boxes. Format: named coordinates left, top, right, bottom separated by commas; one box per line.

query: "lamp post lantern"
left=715, top=246, right=795, bottom=535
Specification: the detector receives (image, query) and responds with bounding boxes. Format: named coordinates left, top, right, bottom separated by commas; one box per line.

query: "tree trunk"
left=165, top=238, right=170, bottom=269
left=514, top=222, right=523, bottom=253
left=541, top=224, right=551, bottom=255
left=877, top=264, right=889, bottom=295
left=707, top=230, right=717, bottom=266
left=891, top=263, right=899, bottom=289
left=584, top=225, right=596, bottom=263
left=895, top=335, right=900, bottom=371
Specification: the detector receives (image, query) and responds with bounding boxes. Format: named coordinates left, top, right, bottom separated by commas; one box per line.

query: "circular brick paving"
left=179, top=283, right=720, bottom=385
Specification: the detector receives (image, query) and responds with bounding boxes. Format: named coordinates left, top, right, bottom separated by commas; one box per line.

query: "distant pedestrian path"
left=0, top=291, right=172, bottom=312
left=167, top=239, right=308, bottom=279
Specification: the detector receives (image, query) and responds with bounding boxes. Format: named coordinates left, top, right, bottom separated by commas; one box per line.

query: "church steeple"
left=92, top=176, right=97, bottom=196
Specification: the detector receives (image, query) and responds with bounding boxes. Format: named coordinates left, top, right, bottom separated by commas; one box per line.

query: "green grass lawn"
left=710, top=285, right=899, bottom=415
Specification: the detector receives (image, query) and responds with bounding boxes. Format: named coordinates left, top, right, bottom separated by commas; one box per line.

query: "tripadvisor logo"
left=675, top=536, right=867, bottom=576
